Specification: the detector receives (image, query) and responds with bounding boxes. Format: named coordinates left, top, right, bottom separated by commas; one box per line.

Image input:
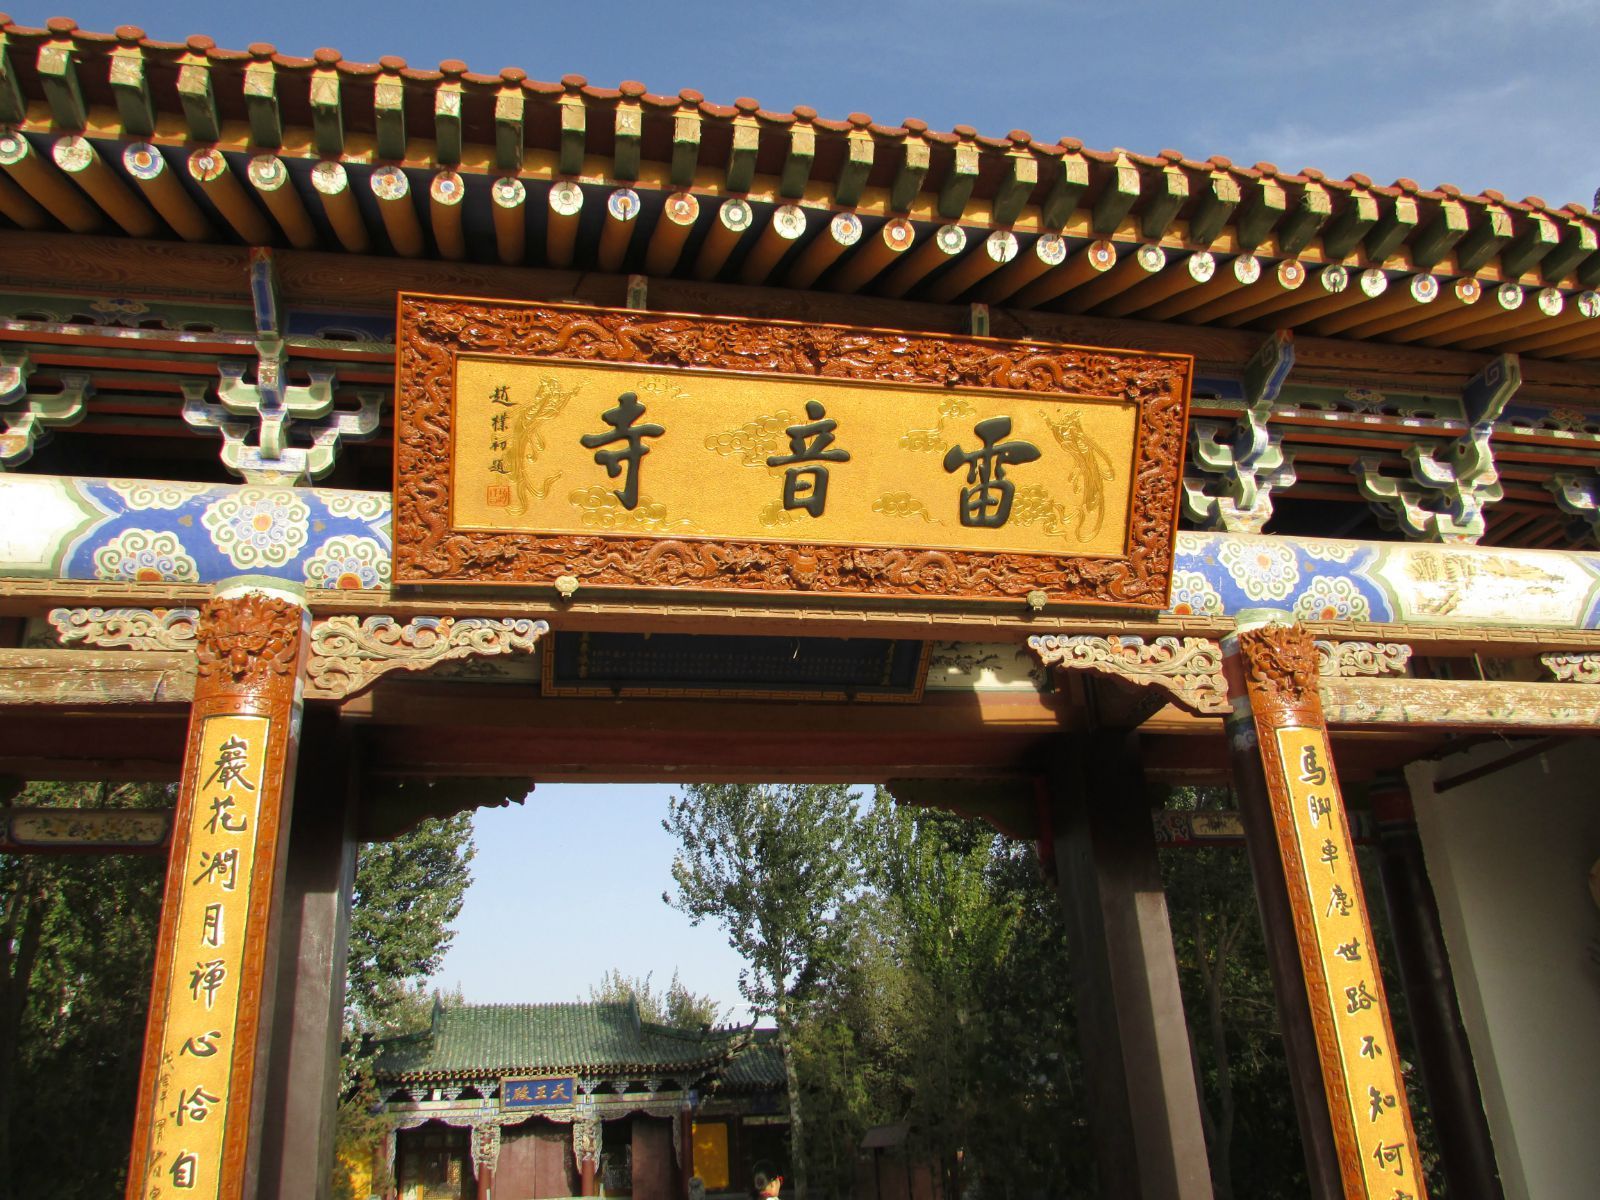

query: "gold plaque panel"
left=395, top=295, right=1192, bottom=607
left=452, top=357, right=1138, bottom=559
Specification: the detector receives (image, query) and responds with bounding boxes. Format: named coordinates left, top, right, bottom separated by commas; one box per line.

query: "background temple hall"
left=2, top=9, right=1600, bottom=1200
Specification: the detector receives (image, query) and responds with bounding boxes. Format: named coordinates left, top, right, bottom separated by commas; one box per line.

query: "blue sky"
left=28, top=1, right=1600, bottom=208
left=21, top=1, right=1599, bottom=1012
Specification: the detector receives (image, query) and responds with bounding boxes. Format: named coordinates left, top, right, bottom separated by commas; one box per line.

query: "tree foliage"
left=334, top=814, right=476, bottom=1198
left=0, top=780, right=171, bottom=1200
left=0, top=782, right=475, bottom=1200
left=587, top=968, right=730, bottom=1029
left=345, top=810, right=476, bottom=1030
left=663, top=783, right=864, bottom=1200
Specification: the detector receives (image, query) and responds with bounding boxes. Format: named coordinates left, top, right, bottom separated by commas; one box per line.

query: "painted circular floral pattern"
left=1165, top=569, right=1224, bottom=617
left=304, top=535, right=390, bottom=590
left=1217, top=539, right=1300, bottom=601
left=321, top=491, right=389, bottom=522
left=91, top=529, right=200, bottom=583
left=1299, top=540, right=1362, bottom=564
left=201, top=488, right=310, bottom=569
left=1292, top=575, right=1372, bottom=622
left=106, top=478, right=211, bottom=510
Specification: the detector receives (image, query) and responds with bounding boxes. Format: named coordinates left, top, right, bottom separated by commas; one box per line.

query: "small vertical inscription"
left=1276, top=726, right=1423, bottom=1198
left=138, top=714, right=269, bottom=1200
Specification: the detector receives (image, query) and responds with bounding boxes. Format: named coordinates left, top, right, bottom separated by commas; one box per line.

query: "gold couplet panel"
left=136, top=714, right=269, bottom=1200
left=1274, top=726, right=1424, bottom=1198
left=451, top=357, right=1139, bottom=559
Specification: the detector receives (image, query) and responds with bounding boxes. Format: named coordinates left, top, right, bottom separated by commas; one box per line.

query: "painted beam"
left=8, top=474, right=1600, bottom=632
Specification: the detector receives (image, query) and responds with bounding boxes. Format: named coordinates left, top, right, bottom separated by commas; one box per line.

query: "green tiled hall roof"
left=375, top=999, right=764, bottom=1084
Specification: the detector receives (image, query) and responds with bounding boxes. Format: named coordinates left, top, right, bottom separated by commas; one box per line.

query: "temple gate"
left=2, top=13, right=1600, bottom=1200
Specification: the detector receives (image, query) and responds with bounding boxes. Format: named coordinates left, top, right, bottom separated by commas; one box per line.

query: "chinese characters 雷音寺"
left=581, top=391, right=664, bottom=511
left=942, top=417, right=1040, bottom=529
left=766, top=401, right=850, bottom=518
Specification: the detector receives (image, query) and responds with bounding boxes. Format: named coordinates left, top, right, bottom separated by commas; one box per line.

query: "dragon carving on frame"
left=394, top=298, right=1190, bottom=606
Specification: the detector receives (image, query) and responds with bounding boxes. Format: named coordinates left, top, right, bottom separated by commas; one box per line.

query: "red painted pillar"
left=124, top=581, right=310, bottom=1200
left=679, top=1103, right=695, bottom=1200
left=1222, top=612, right=1429, bottom=1199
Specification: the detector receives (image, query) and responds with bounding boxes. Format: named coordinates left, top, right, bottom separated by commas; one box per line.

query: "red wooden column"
left=1221, top=612, right=1428, bottom=1200
left=125, top=580, right=311, bottom=1200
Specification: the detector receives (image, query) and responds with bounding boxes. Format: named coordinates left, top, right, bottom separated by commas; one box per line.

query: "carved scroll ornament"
left=1541, top=652, right=1600, bottom=684
left=50, top=605, right=199, bottom=650
left=48, top=608, right=547, bottom=701
left=1026, top=633, right=1230, bottom=715
left=304, top=615, right=549, bottom=700
left=1314, top=640, right=1412, bottom=678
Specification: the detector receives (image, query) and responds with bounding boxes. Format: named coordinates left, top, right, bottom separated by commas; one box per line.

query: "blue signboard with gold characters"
left=502, top=1076, right=578, bottom=1109
left=394, top=295, right=1192, bottom=612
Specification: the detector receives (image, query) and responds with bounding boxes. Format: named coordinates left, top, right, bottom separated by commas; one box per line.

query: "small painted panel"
left=394, top=296, right=1192, bottom=608
left=6, top=807, right=169, bottom=849
left=502, top=1075, right=577, bottom=1109
left=136, top=714, right=270, bottom=1200
left=691, top=1121, right=731, bottom=1191
left=1276, top=726, right=1424, bottom=1198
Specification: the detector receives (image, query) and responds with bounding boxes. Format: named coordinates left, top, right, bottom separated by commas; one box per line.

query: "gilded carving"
left=1026, top=633, right=1229, bottom=715
left=193, top=594, right=304, bottom=689
left=572, top=1117, right=601, bottom=1169
left=305, top=615, right=549, bottom=700
left=394, top=296, right=1189, bottom=605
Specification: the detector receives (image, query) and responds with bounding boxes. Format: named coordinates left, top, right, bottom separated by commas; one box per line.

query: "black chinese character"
left=204, top=795, right=248, bottom=835
left=490, top=385, right=514, bottom=406
left=203, top=736, right=255, bottom=792
left=200, top=903, right=224, bottom=948
left=1319, top=838, right=1340, bottom=871
left=1298, top=743, right=1328, bottom=786
left=1307, top=793, right=1333, bottom=828
left=942, top=416, right=1041, bottom=528
left=580, top=391, right=664, bottom=511
left=1359, top=1035, right=1383, bottom=1060
left=1368, top=1085, right=1396, bottom=1123
left=766, top=401, right=851, bottom=517
left=180, top=1031, right=222, bottom=1058
left=491, top=411, right=510, bottom=432
left=192, top=848, right=238, bottom=892
left=189, top=959, right=227, bottom=1010
left=192, top=847, right=238, bottom=891
left=1327, top=884, right=1354, bottom=919
left=169, top=1151, right=199, bottom=1189
left=1335, top=938, right=1362, bottom=962
left=1345, top=980, right=1378, bottom=1014
left=175, top=1085, right=220, bottom=1126
left=1371, top=1141, right=1405, bottom=1176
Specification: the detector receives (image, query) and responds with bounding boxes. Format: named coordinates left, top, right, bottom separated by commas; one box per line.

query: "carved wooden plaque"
left=394, top=295, right=1191, bottom=607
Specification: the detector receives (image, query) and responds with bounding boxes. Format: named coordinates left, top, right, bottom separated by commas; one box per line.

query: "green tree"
left=345, top=810, right=476, bottom=1029
left=587, top=968, right=730, bottom=1029
left=0, top=780, right=171, bottom=1200
left=334, top=813, right=476, bottom=1198
left=662, top=783, right=863, bottom=1200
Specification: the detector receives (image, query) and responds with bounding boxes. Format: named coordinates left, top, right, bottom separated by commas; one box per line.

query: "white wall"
left=1407, top=738, right=1600, bottom=1200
